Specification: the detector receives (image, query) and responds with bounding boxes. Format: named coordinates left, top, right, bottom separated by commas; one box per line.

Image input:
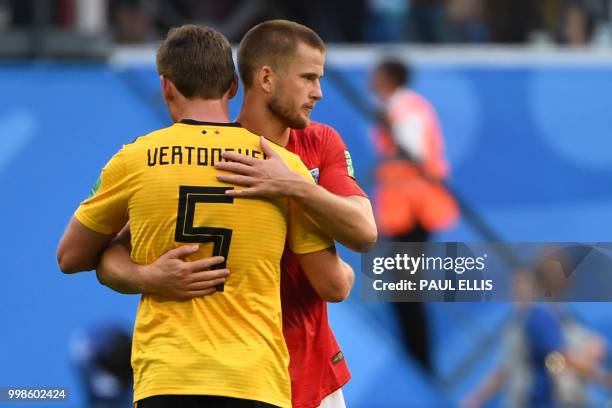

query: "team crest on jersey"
left=344, top=150, right=355, bottom=178
left=310, top=167, right=320, bottom=184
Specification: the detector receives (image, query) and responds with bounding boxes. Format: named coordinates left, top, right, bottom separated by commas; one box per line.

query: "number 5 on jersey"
left=175, top=186, right=234, bottom=291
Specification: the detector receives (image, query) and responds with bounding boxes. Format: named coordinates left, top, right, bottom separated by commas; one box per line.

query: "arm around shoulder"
left=291, top=184, right=378, bottom=253
left=96, top=226, right=229, bottom=299
left=95, top=226, right=145, bottom=294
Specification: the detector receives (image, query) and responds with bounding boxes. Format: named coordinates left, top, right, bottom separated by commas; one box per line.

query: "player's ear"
left=160, top=75, right=173, bottom=102
left=257, top=65, right=274, bottom=94
left=228, top=73, right=238, bottom=99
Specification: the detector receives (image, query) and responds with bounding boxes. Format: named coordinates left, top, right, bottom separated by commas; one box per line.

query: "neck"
left=171, top=98, right=231, bottom=124
left=238, top=92, right=290, bottom=147
left=381, top=86, right=402, bottom=103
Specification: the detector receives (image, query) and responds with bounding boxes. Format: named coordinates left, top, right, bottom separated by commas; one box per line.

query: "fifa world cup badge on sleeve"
left=344, top=150, right=355, bottom=178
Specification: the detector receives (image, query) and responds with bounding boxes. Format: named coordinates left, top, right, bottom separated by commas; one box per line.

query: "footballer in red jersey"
left=95, top=20, right=376, bottom=408
left=282, top=122, right=367, bottom=408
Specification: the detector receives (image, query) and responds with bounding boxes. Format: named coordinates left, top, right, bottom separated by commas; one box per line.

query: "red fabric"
left=282, top=122, right=363, bottom=408
left=288, top=122, right=366, bottom=198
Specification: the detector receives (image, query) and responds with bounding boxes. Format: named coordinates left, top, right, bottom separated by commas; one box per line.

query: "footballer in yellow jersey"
left=74, top=119, right=333, bottom=407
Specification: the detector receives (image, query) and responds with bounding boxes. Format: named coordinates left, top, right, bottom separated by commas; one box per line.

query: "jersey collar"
left=179, top=119, right=241, bottom=127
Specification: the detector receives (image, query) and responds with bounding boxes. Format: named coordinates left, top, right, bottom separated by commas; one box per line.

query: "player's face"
left=370, top=69, right=391, bottom=101
left=268, top=43, right=324, bottom=129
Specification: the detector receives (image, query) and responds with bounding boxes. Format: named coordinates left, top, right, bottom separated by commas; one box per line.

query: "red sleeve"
left=318, top=125, right=367, bottom=197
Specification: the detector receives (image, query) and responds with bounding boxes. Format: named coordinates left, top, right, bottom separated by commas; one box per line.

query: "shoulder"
left=296, top=121, right=346, bottom=147
left=307, top=121, right=341, bottom=138
left=239, top=127, right=265, bottom=142
left=266, top=138, right=303, bottom=164
left=106, top=126, right=182, bottom=165
left=391, top=89, right=431, bottom=107
left=124, top=125, right=174, bottom=149
left=407, top=90, right=437, bottom=113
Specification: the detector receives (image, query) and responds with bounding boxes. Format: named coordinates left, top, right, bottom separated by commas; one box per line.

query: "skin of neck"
left=238, top=88, right=291, bottom=147
left=169, top=95, right=231, bottom=124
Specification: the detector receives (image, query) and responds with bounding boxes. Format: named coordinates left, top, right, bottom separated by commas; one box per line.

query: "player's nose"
left=311, top=81, right=323, bottom=100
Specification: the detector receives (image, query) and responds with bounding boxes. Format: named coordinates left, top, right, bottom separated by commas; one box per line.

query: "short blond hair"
left=238, top=20, right=325, bottom=88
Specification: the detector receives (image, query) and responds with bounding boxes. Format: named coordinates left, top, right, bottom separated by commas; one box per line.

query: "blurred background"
left=3, top=0, right=612, bottom=407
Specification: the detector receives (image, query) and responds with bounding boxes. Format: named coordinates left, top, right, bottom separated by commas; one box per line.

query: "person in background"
left=370, top=57, right=458, bottom=374
left=405, top=0, right=447, bottom=43
left=445, top=0, right=489, bottom=42
left=70, top=323, right=133, bottom=408
left=463, top=268, right=610, bottom=408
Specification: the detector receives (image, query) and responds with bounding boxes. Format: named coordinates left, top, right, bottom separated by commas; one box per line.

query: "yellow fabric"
left=75, top=122, right=333, bottom=407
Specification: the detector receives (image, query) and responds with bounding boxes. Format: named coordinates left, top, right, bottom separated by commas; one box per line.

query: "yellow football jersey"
left=75, top=120, right=333, bottom=407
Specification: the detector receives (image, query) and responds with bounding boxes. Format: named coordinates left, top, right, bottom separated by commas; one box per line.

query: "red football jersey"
left=283, top=122, right=366, bottom=408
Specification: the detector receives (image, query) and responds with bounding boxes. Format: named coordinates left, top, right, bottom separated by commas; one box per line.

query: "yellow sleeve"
left=74, top=146, right=130, bottom=234
left=286, top=155, right=334, bottom=254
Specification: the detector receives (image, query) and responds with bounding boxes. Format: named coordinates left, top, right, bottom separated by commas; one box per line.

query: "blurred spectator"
left=370, top=58, right=458, bottom=250
left=282, top=0, right=368, bottom=42
left=370, top=58, right=458, bottom=373
left=560, top=0, right=607, bottom=45
left=8, top=0, right=71, bottom=27
left=6, top=0, right=612, bottom=46
left=445, top=0, right=488, bottom=42
left=70, top=323, right=133, bottom=408
left=109, top=0, right=152, bottom=43
left=536, top=0, right=605, bottom=45
left=364, top=0, right=409, bottom=42
left=405, top=0, right=447, bottom=43
left=463, top=269, right=609, bottom=408
left=150, top=0, right=263, bottom=42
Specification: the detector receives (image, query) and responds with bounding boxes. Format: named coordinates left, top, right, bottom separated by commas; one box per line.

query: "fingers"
left=215, top=161, right=258, bottom=176
left=187, top=275, right=228, bottom=290
left=177, top=270, right=230, bottom=299
left=220, top=151, right=257, bottom=165
left=224, top=187, right=258, bottom=197
left=187, top=268, right=229, bottom=283
left=259, top=137, right=279, bottom=158
left=217, top=174, right=256, bottom=186
left=164, top=244, right=201, bottom=260
left=187, top=256, right=225, bottom=272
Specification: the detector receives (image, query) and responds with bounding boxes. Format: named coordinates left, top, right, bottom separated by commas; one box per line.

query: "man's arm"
left=216, top=137, right=377, bottom=252
left=296, top=246, right=354, bottom=302
left=98, top=230, right=348, bottom=302
left=290, top=184, right=376, bottom=253
left=562, top=332, right=607, bottom=381
left=97, top=227, right=229, bottom=300
left=59, top=146, right=130, bottom=273
left=57, top=217, right=115, bottom=273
